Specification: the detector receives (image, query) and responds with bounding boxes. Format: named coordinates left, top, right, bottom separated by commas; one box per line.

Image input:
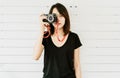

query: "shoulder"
left=69, top=31, right=82, bottom=41
left=42, top=36, right=51, bottom=45
left=70, top=31, right=79, bottom=37
left=69, top=31, right=82, bottom=49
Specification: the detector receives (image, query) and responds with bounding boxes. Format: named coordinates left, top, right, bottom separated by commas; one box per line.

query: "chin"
left=57, top=25, right=64, bottom=28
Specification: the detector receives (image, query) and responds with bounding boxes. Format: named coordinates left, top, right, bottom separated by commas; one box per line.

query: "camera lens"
left=49, top=16, right=52, bottom=20
left=48, top=15, right=54, bottom=23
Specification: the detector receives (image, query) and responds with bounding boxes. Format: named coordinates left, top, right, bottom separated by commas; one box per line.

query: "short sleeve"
left=42, top=38, right=46, bottom=46
left=42, top=37, right=50, bottom=47
left=74, top=33, right=82, bottom=49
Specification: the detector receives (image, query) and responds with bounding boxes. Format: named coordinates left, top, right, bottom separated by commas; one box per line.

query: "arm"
left=74, top=47, right=82, bottom=78
left=33, top=14, right=48, bottom=60
left=33, top=34, right=44, bottom=60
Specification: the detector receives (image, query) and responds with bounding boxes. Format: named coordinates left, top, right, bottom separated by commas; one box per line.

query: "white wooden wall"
left=0, top=0, right=120, bottom=78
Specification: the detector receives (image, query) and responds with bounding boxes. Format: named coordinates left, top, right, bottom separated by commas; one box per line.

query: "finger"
left=44, top=23, right=50, bottom=27
left=43, top=22, right=49, bottom=25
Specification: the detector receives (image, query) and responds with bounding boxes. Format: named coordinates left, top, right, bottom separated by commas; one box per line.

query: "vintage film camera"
left=43, top=13, right=57, bottom=23
left=42, top=13, right=57, bottom=38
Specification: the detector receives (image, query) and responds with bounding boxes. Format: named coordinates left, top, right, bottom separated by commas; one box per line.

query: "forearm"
left=33, top=34, right=43, bottom=58
left=74, top=48, right=82, bottom=78
left=75, top=64, right=82, bottom=78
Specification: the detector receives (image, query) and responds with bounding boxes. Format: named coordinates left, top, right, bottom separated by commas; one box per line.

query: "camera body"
left=43, top=14, right=57, bottom=23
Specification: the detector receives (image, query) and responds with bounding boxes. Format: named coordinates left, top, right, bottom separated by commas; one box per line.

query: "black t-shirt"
left=42, top=31, right=82, bottom=78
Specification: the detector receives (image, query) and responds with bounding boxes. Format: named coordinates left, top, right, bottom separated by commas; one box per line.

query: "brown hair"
left=49, top=3, right=70, bottom=36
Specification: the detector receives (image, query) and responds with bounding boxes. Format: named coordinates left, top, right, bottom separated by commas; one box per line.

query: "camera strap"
left=43, top=23, right=66, bottom=42
left=43, top=25, right=51, bottom=38
left=55, top=24, right=66, bottom=42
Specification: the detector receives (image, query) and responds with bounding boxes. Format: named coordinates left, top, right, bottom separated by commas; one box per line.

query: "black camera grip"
left=43, top=19, right=48, bottom=22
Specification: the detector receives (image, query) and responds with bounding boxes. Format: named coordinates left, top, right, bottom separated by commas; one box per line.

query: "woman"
left=33, top=3, right=83, bottom=78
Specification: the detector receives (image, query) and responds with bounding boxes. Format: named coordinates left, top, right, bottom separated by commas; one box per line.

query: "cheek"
left=61, top=18, right=65, bottom=25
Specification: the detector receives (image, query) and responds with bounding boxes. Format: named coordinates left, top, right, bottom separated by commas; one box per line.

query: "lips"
left=54, top=22, right=61, bottom=27
left=57, top=23, right=61, bottom=25
left=56, top=22, right=61, bottom=25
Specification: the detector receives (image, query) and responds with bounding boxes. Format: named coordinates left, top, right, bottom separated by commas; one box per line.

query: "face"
left=52, top=8, right=65, bottom=29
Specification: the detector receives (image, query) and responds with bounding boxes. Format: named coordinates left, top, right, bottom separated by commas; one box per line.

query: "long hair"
left=49, top=3, right=70, bottom=36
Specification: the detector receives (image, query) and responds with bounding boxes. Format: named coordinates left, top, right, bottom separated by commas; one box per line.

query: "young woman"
left=33, top=3, right=83, bottom=78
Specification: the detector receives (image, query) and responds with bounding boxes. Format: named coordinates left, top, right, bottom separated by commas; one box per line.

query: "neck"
left=52, top=27, right=67, bottom=42
left=54, top=28, right=64, bottom=37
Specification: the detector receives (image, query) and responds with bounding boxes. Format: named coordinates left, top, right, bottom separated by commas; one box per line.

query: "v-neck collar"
left=50, top=32, right=71, bottom=48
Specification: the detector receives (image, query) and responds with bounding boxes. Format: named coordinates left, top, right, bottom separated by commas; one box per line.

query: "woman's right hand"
left=39, top=14, right=50, bottom=34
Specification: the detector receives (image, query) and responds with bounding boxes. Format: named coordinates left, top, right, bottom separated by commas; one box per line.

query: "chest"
left=51, top=35, right=69, bottom=48
left=45, top=37, right=75, bottom=57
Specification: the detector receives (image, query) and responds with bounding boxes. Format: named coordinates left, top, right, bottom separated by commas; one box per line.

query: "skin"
left=33, top=8, right=82, bottom=78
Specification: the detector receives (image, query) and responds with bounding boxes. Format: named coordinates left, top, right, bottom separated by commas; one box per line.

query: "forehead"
left=52, top=8, right=60, bottom=15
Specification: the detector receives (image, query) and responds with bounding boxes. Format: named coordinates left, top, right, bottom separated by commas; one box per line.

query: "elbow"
left=34, top=58, right=39, bottom=61
left=33, top=56, right=39, bottom=60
